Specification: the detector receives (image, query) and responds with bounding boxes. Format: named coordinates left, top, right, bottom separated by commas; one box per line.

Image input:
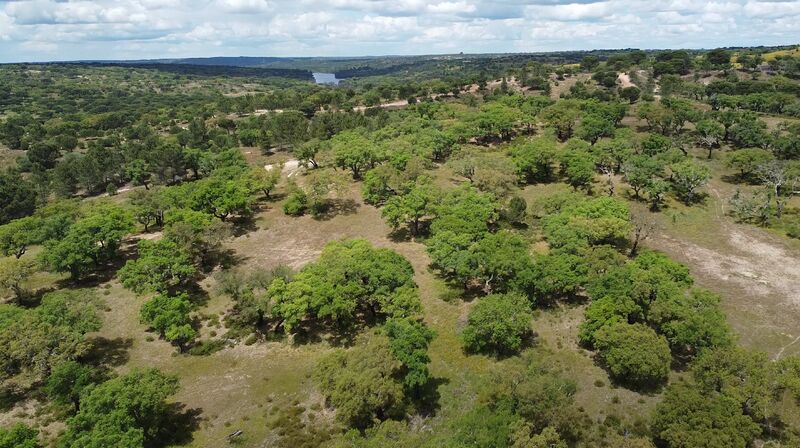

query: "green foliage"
left=542, top=196, right=632, bottom=253
left=283, top=189, right=309, bottom=216
left=691, top=347, right=773, bottom=421
left=383, top=318, right=435, bottom=394
left=0, top=290, right=100, bottom=382
left=269, top=239, right=419, bottom=333
left=594, top=322, right=671, bottom=388
left=503, top=196, right=528, bottom=225
left=726, top=148, right=774, bottom=179
left=649, top=289, right=733, bottom=358
left=509, top=137, right=558, bottom=183
left=430, top=186, right=498, bottom=238
left=119, top=239, right=196, bottom=294
left=0, top=423, right=39, bottom=448
left=331, top=130, right=382, bottom=179
left=314, top=334, right=405, bottom=429
left=381, top=181, right=438, bottom=235
left=530, top=253, right=588, bottom=301
left=620, top=86, right=641, bottom=104
left=41, top=204, right=134, bottom=279
left=0, top=171, right=37, bottom=225
left=462, top=294, right=532, bottom=355
left=652, top=383, right=761, bottom=448
left=59, top=369, right=180, bottom=448
left=139, top=293, right=194, bottom=341
left=670, top=159, right=711, bottom=204
left=0, top=256, right=36, bottom=303
left=46, top=361, right=101, bottom=412
left=487, top=351, right=578, bottom=436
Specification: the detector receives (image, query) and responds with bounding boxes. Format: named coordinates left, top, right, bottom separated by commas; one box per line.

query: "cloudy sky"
left=0, top=0, right=798, bottom=62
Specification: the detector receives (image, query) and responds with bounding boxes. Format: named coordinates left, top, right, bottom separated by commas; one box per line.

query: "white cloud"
left=0, top=0, right=798, bottom=62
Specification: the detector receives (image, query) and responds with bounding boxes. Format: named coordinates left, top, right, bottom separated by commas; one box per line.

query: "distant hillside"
left=64, top=61, right=314, bottom=80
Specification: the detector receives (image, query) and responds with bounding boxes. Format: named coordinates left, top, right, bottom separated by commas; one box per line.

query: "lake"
left=312, top=72, right=340, bottom=85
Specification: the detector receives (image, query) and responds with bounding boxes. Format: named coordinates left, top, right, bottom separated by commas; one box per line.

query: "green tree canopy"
left=462, top=293, right=533, bottom=355
left=269, top=239, right=420, bottom=334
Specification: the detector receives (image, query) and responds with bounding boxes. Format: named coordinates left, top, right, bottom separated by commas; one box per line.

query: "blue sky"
left=0, top=0, right=798, bottom=62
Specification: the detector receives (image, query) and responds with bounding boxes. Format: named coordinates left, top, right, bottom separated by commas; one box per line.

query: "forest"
left=1, top=45, right=800, bottom=447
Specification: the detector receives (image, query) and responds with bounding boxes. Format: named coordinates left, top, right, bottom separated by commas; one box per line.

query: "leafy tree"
left=577, top=113, right=615, bottom=145
left=188, top=175, right=254, bottom=221
left=269, top=240, right=420, bottom=333
left=283, top=189, right=308, bottom=216
left=620, top=86, right=641, bottom=104
left=41, top=205, right=134, bottom=279
left=503, top=196, right=528, bottom=225
left=0, top=423, right=39, bottom=448
left=430, top=186, right=498, bottom=238
left=129, top=188, right=166, bottom=232
left=0, top=216, right=39, bottom=258
left=294, top=138, right=326, bottom=169
left=382, top=181, right=438, bottom=236
left=729, top=117, right=769, bottom=149
left=652, top=383, right=761, bottom=448
left=530, top=253, right=588, bottom=301
left=0, top=256, right=37, bottom=303
left=670, top=160, right=711, bottom=204
left=691, top=347, right=773, bottom=421
left=542, top=196, right=632, bottom=253
left=119, top=239, right=197, bottom=295
left=462, top=293, right=532, bottom=355
left=383, top=318, right=435, bottom=394
left=139, top=293, right=193, bottom=339
left=46, top=361, right=101, bottom=412
left=162, top=209, right=232, bottom=267
left=622, top=155, right=665, bottom=198
left=488, top=351, right=578, bottom=436
left=248, top=166, right=281, bottom=199
left=314, top=334, right=405, bottom=429
left=59, top=369, right=180, bottom=448
left=649, top=289, right=733, bottom=358
left=471, top=103, right=520, bottom=141
left=726, top=148, right=774, bottom=180
left=560, top=147, right=596, bottom=191
left=332, top=130, right=382, bottom=179
left=511, top=423, right=567, bottom=448
left=541, top=100, right=582, bottom=141
left=594, top=321, right=671, bottom=388
left=509, top=137, right=557, bottom=183
left=468, top=231, right=536, bottom=294
left=696, top=120, right=725, bottom=159
left=706, top=48, right=732, bottom=68
left=0, top=290, right=100, bottom=381
left=0, top=171, right=37, bottom=225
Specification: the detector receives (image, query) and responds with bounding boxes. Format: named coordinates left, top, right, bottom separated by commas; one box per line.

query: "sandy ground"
left=647, top=207, right=800, bottom=359
left=265, top=159, right=304, bottom=178
left=618, top=72, right=635, bottom=88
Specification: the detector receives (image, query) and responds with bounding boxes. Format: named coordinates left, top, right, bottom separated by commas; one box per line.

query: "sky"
left=0, top=0, right=798, bottom=62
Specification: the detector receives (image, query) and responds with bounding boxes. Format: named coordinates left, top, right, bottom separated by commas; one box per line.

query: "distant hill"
left=60, top=61, right=314, bottom=80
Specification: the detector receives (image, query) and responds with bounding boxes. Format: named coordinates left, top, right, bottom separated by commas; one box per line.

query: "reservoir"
left=313, top=72, right=340, bottom=85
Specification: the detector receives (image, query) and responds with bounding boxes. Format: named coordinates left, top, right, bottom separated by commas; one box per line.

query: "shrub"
left=462, top=293, right=533, bottom=355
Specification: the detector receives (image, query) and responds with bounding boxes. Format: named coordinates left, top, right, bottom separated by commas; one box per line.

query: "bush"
left=188, top=339, right=226, bottom=356
left=594, top=322, right=671, bottom=388
left=283, top=190, right=308, bottom=216
left=462, top=293, right=532, bottom=355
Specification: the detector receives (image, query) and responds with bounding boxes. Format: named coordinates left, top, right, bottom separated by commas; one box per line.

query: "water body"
left=312, top=72, right=340, bottom=85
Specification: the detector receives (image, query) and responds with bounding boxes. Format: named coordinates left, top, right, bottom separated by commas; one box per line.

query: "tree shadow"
left=312, top=199, right=361, bottom=221
left=84, top=336, right=133, bottom=368
left=410, top=376, right=449, bottom=418
left=155, top=403, right=203, bottom=447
